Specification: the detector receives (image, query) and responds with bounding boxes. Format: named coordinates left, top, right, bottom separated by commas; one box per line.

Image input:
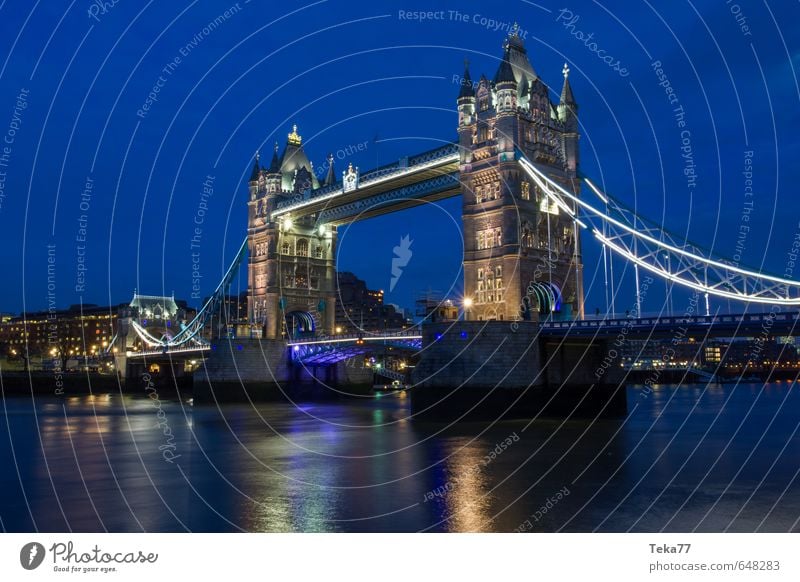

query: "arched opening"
left=528, top=282, right=561, bottom=315
left=285, top=311, right=315, bottom=339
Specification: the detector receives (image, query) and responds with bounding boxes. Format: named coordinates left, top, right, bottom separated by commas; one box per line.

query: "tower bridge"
left=112, top=27, right=800, bottom=415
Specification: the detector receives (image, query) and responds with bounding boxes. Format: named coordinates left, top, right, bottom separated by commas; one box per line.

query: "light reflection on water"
left=1, top=383, right=798, bottom=532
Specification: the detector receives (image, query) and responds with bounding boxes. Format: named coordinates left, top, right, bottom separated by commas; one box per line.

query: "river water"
left=1, top=383, right=798, bottom=532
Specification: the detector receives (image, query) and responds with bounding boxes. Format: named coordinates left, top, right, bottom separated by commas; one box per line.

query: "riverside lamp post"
left=463, top=297, right=473, bottom=321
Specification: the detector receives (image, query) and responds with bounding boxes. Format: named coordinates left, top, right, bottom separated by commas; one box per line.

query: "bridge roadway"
left=123, top=311, right=797, bottom=367
left=126, top=345, right=210, bottom=359
left=540, top=311, right=800, bottom=338
left=272, top=143, right=460, bottom=224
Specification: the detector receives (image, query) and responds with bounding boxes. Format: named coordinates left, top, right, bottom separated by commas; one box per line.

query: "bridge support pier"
left=410, top=321, right=626, bottom=420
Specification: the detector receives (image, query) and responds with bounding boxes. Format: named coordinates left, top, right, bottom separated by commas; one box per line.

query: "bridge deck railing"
left=274, top=143, right=459, bottom=214
left=541, top=311, right=799, bottom=330
left=287, top=329, right=423, bottom=346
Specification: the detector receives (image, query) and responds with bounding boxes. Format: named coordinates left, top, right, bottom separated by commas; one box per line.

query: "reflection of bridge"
left=111, top=28, right=798, bottom=414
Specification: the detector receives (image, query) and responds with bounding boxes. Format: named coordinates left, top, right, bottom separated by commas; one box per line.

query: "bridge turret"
left=457, top=60, right=476, bottom=164
left=264, top=142, right=282, bottom=195
left=493, top=44, right=519, bottom=156
left=323, top=153, right=336, bottom=187
left=558, top=64, right=579, bottom=175
left=248, top=152, right=260, bottom=201
left=460, top=25, right=585, bottom=323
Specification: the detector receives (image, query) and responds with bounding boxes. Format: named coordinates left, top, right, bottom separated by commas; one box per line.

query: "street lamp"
left=463, top=297, right=473, bottom=321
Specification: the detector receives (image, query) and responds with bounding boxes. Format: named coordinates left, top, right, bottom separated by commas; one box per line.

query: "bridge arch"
left=525, top=281, right=562, bottom=317
left=284, top=310, right=316, bottom=339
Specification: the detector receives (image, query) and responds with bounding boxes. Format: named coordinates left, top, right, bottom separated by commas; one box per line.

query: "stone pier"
left=410, top=321, right=627, bottom=420
left=196, top=338, right=374, bottom=402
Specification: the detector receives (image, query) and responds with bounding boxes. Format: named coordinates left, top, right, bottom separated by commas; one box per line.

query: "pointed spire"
left=494, top=46, right=516, bottom=86
left=249, top=151, right=260, bottom=182
left=560, top=63, right=576, bottom=105
left=324, top=153, right=336, bottom=186
left=458, top=58, right=474, bottom=99
left=268, top=141, right=280, bottom=173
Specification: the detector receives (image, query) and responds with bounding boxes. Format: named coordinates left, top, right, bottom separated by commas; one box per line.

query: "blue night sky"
left=0, top=0, right=798, bottom=316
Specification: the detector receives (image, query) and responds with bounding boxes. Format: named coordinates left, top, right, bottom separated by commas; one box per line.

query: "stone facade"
left=246, top=126, right=338, bottom=340
left=458, top=30, right=584, bottom=323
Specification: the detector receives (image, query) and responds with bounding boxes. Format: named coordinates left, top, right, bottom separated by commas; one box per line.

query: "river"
left=1, top=383, right=798, bottom=532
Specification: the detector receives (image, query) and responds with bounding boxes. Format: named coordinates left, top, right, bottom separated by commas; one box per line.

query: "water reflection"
left=0, top=384, right=798, bottom=532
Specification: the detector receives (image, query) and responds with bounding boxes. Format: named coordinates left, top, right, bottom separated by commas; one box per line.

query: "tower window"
left=296, top=239, right=309, bottom=257
left=476, top=227, right=502, bottom=250
left=281, top=241, right=291, bottom=255
left=521, top=181, right=530, bottom=200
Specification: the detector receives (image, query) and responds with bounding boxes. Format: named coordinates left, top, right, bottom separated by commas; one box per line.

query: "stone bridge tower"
left=247, top=126, right=337, bottom=340
left=458, top=28, right=584, bottom=322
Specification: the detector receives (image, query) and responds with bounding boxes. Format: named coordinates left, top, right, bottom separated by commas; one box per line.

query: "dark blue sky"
left=0, top=0, right=798, bottom=316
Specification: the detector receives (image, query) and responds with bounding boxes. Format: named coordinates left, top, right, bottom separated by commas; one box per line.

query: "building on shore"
left=334, top=271, right=410, bottom=334
left=0, top=295, right=195, bottom=370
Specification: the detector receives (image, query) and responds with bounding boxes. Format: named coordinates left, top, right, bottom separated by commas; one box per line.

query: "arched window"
left=295, top=266, right=308, bottom=288
left=314, top=245, right=324, bottom=259
left=296, top=239, right=309, bottom=257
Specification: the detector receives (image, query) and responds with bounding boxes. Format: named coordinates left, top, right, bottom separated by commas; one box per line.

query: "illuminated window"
left=296, top=239, right=309, bottom=257
left=521, top=181, right=530, bottom=200
left=281, top=241, right=291, bottom=255
left=477, top=228, right=502, bottom=250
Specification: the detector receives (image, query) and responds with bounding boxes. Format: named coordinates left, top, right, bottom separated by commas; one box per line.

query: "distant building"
left=619, top=336, right=800, bottom=373
left=0, top=303, right=122, bottom=365
left=334, top=272, right=409, bottom=333
left=197, top=291, right=248, bottom=338
left=415, top=294, right=459, bottom=323
left=0, top=294, right=196, bottom=368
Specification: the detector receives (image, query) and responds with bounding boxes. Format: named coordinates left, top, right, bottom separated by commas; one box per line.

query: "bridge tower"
left=459, top=28, right=584, bottom=321
left=247, top=126, right=338, bottom=340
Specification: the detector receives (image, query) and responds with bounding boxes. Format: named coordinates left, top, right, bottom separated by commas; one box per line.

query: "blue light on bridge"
left=435, top=333, right=443, bottom=342
left=460, top=331, right=468, bottom=339
left=236, top=344, right=243, bottom=351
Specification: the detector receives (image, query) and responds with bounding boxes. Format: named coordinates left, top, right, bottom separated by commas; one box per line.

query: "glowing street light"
left=463, top=297, right=473, bottom=321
